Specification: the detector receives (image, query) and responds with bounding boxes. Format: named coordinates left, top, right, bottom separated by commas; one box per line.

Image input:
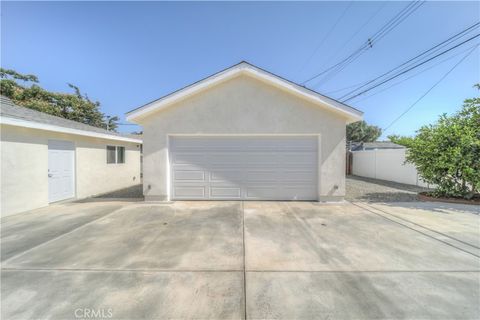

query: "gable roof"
left=0, top=96, right=142, bottom=143
left=126, top=61, right=363, bottom=123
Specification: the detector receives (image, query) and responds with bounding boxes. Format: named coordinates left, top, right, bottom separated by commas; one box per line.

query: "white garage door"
left=48, top=140, right=75, bottom=203
left=169, top=136, right=318, bottom=200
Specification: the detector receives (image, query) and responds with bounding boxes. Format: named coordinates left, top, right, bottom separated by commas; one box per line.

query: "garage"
left=169, top=135, right=318, bottom=200
left=126, top=62, right=363, bottom=202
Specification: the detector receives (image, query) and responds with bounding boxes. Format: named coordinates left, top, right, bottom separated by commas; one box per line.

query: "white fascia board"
left=0, top=116, right=142, bottom=144
left=126, top=62, right=363, bottom=123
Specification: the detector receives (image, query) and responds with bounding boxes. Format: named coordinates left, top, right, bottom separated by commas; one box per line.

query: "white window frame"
left=106, top=145, right=125, bottom=164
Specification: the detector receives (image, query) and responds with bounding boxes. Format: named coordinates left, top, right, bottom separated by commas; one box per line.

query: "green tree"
left=346, top=121, right=382, bottom=142
left=0, top=68, right=118, bottom=131
left=104, top=115, right=120, bottom=132
left=387, top=134, right=414, bottom=147
left=390, top=85, right=480, bottom=199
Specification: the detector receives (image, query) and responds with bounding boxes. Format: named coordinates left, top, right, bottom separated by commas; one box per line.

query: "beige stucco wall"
left=1, top=125, right=141, bottom=217
left=136, top=75, right=348, bottom=201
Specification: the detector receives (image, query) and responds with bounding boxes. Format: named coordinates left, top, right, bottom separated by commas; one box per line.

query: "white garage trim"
left=168, top=135, right=320, bottom=201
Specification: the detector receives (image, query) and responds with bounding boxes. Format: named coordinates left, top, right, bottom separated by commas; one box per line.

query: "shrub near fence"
left=351, top=148, right=430, bottom=188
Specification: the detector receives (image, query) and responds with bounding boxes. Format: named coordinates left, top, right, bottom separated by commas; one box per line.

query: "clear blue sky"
left=2, top=1, right=479, bottom=138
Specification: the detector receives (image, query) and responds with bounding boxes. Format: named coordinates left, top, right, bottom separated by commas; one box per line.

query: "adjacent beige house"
left=0, top=96, right=142, bottom=217
left=127, top=62, right=363, bottom=202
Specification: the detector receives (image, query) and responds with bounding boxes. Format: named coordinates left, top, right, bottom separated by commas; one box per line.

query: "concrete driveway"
left=1, top=200, right=479, bottom=319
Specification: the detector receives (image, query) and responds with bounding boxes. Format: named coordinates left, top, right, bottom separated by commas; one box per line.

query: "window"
left=117, top=146, right=125, bottom=163
left=106, top=146, right=116, bottom=164
left=106, top=146, right=125, bottom=164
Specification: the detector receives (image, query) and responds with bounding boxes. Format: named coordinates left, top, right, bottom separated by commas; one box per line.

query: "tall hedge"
left=390, top=86, right=479, bottom=199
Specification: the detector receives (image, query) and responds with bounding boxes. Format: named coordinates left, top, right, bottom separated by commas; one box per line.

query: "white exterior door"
left=48, top=140, right=75, bottom=203
left=169, top=136, right=318, bottom=200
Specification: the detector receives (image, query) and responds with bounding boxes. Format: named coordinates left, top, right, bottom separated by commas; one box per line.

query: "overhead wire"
left=326, top=22, right=480, bottom=97
left=302, top=1, right=425, bottom=86
left=369, top=1, right=425, bottom=43
left=313, top=2, right=387, bottom=76
left=338, top=21, right=480, bottom=101
left=297, top=1, right=353, bottom=74
left=382, top=45, right=478, bottom=132
left=340, top=32, right=480, bottom=102
left=349, top=43, right=480, bottom=103
left=311, top=0, right=426, bottom=87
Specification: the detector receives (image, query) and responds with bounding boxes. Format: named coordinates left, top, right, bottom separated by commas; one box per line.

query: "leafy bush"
left=390, top=86, right=480, bottom=199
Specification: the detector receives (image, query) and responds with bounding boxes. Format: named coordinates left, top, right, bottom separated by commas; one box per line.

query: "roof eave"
left=0, top=116, right=142, bottom=143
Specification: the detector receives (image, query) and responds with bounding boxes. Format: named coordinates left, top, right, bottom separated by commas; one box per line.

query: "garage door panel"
left=172, top=164, right=206, bottom=171
left=246, top=171, right=278, bottom=182
left=173, top=170, right=206, bottom=181
left=174, top=186, right=206, bottom=198
left=210, top=187, right=242, bottom=198
left=172, top=153, right=206, bottom=165
left=210, top=170, right=243, bottom=182
left=244, top=153, right=281, bottom=164
left=279, top=153, right=317, bottom=164
left=280, top=171, right=316, bottom=182
left=207, top=154, right=245, bottom=165
left=170, top=136, right=318, bottom=200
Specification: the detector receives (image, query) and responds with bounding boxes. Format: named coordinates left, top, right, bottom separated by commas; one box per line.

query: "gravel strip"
left=346, top=175, right=432, bottom=202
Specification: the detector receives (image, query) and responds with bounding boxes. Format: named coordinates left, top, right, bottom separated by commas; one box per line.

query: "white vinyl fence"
left=351, top=148, right=430, bottom=188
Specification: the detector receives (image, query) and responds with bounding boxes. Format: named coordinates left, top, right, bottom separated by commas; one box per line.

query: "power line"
left=312, top=2, right=386, bottom=76
left=312, top=1, right=427, bottom=87
left=382, top=46, right=477, bottom=133
left=348, top=44, right=480, bottom=103
left=305, top=1, right=424, bottom=86
left=326, top=22, right=480, bottom=97
left=341, top=32, right=480, bottom=102
left=302, top=39, right=368, bottom=84
left=307, top=45, right=368, bottom=87
left=324, top=80, right=371, bottom=95
left=302, top=1, right=424, bottom=85
left=339, top=21, right=480, bottom=100
left=350, top=43, right=480, bottom=103
left=369, top=1, right=425, bottom=44
left=297, top=1, right=353, bottom=74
